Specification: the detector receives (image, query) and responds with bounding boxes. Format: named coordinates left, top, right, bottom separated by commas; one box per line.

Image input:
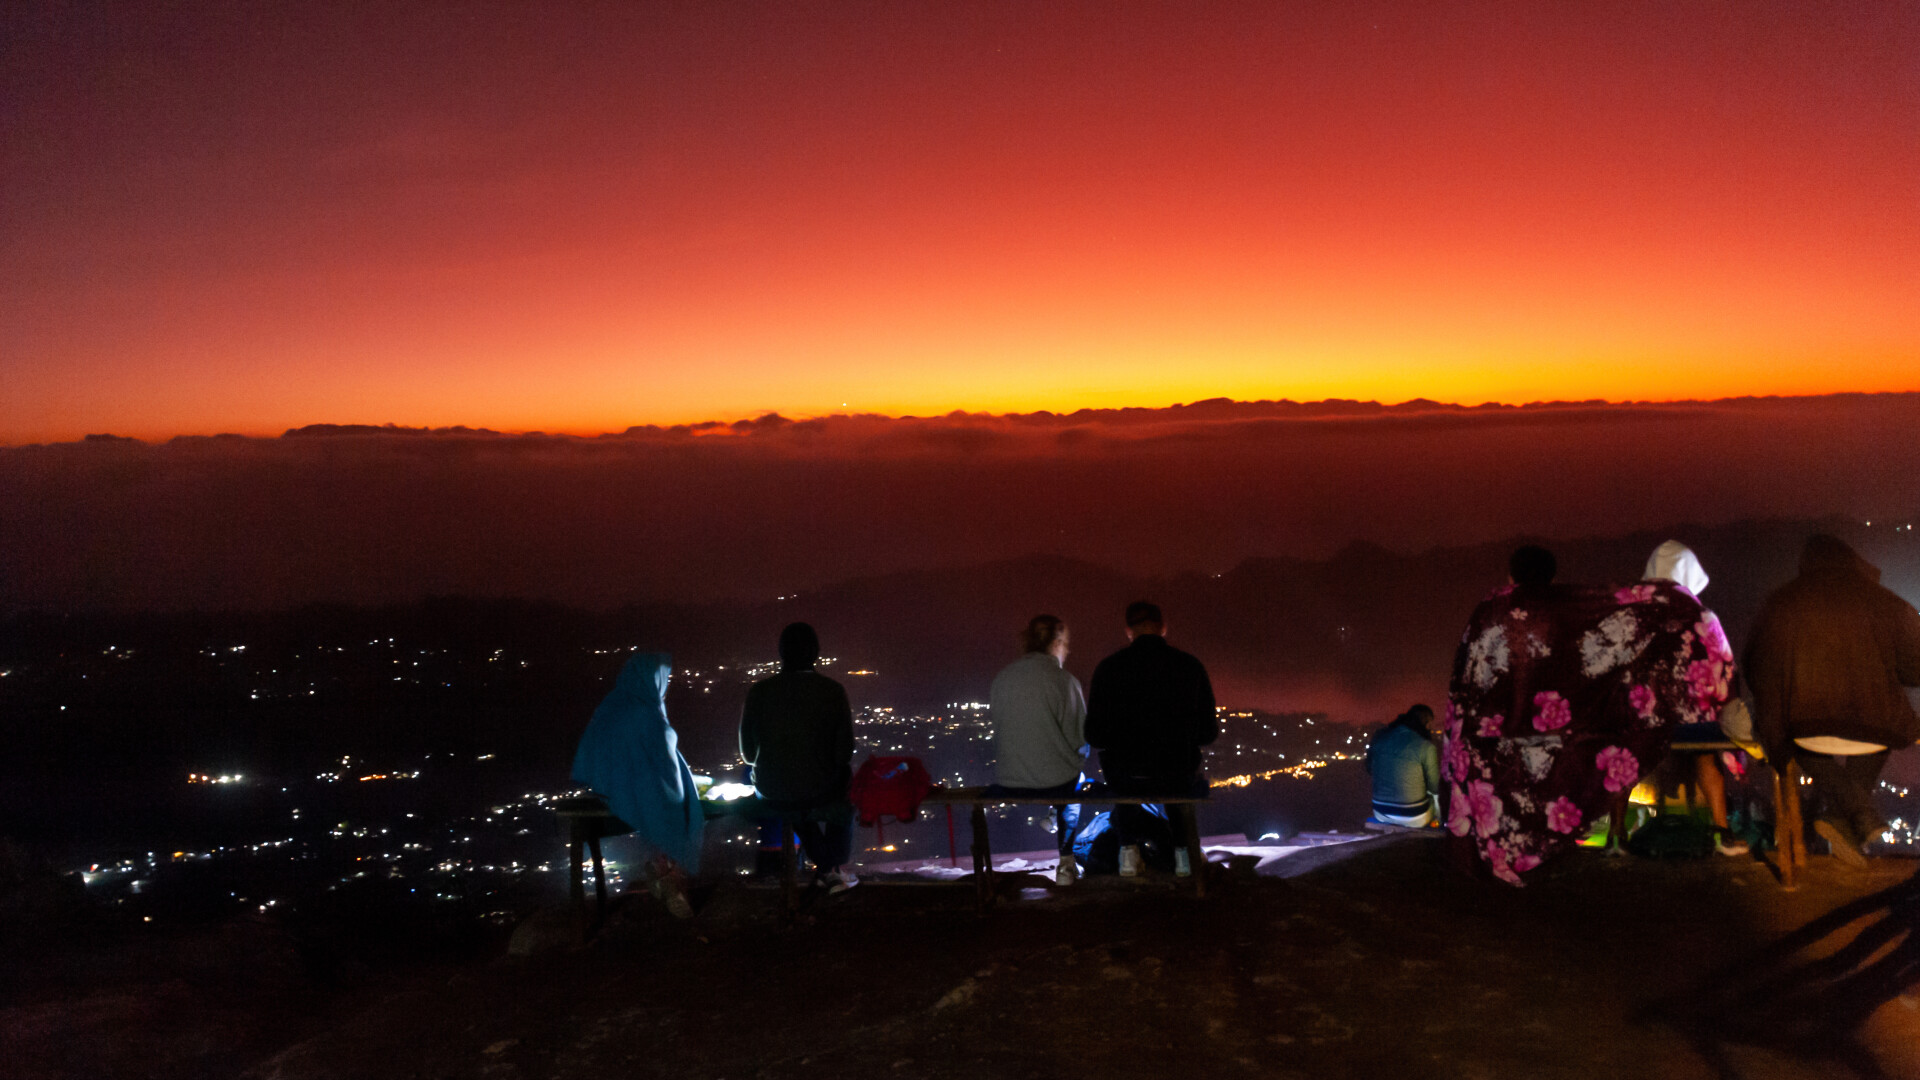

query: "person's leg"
left=1842, top=751, right=1890, bottom=842
left=1693, top=753, right=1729, bottom=829
left=1798, top=750, right=1884, bottom=867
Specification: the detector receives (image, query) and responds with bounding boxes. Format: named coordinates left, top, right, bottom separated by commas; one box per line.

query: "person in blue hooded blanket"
left=571, top=652, right=705, bottom=917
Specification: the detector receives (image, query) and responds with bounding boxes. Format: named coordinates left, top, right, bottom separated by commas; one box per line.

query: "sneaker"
left=1055, top=854, right=1078, bottom=886
left=821, top=870, right=858, bottom=894
left=1713, top=835, right=1749, bottom=857
left=1173, top=847, right=1192, bottom=878
left=1118, top=845, right=1142, bottom=877
left=1814, top=819, right=1868, bottom=869
left=663, top=886, right=693, bottom=919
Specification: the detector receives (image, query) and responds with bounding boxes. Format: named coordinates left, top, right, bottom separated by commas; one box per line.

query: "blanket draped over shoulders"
left=1444, top=582, right=1732, bottom=885
left=571, top=653, right=706, bottom=873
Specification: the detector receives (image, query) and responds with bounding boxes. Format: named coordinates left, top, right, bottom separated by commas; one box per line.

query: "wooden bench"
left=1608, top=739, right=1806, bottom=887
left=919, top=787, right=1209, bottom=911
left=553, top=795, right=843, bottom=932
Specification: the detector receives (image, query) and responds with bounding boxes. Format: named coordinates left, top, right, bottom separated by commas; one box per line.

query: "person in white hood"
left=1644, top=541, right=1748, bottom=856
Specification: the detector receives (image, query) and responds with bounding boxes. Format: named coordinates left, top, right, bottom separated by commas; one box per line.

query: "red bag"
left=849, top=755, right=935, bottom=827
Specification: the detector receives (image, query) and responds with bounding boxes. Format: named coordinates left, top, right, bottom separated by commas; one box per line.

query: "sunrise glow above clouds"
left=4, top=2, right=1917, bottom=443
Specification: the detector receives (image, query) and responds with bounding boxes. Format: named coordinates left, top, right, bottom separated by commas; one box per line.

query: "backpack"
left=1627, top=813, right=1714, bottom=859
left=848, top=755, right=935, bottom=829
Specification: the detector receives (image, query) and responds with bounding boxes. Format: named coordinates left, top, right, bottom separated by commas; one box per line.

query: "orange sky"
left=4, top=2, right=1917, bottom=443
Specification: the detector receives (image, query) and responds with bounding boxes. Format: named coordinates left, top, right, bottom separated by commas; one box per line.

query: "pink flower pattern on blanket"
left=1685, top=659, right=1725, bottom=711
left=1442, top=736, right=1473, bottom=784
left=1629, top=683, right=1656, bottom=720
left=1597, top=746, right=1640, bottom=792
left=1463, top=780, right=1503, bottom=839
left=1446, top=579, right=1727, bottom=885
left=1545, top=797, right=1584, bottom=834
left=1531, top=691, right=1571, bottom=732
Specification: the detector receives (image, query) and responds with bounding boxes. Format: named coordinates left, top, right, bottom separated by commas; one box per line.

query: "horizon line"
left=14, top=389, right=1914, bottom=448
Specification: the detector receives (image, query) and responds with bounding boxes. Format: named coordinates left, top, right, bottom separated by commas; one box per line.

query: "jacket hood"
left=778, top=622, right=820, bottom=670
left=613, top=652, right=671, bottom=703
left=1800, top=534, right=1881, bottom=583
left=1643, top=540, right=1709, bottom=596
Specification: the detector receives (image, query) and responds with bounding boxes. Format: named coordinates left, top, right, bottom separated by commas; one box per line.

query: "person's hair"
left=1124, top=600, right=1163, bottom=629
left=1404, top=704, right=1435, bottom=724
left=1021, top=614, right=1067, bottom=654
left=778, top=622, right=820, bottom=669
left=1508, top=545, right=1557, bottom=587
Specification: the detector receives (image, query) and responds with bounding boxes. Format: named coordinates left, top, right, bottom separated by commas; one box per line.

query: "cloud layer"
left=4, top=395, right=1918, bottom=612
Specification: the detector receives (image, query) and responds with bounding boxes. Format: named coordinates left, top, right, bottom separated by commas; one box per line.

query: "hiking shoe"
left=1814, top=819, right=1868, bottom=869
left=1713, top=835, right=1749, bottom=857
left=663, top=886, right=693, bottom=919
left=822, top=870, right=858, bottom=895
left=1118, top=845, right=1143, bottom=877
left=1055, top=855, right=1078, bottom=886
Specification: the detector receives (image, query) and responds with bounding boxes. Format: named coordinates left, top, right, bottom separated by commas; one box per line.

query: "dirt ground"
left=7, top=835, right=1919, bottom=1080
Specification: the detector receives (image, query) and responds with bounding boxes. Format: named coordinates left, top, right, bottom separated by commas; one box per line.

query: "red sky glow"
left=4, top=2, right=1917, bottom=443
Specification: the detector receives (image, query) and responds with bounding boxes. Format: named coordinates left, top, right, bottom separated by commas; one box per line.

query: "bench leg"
left=970, top=805, right=993, bottom=912
left=588, top=833, right=608, bottom=930
left=1774, top=760, right=1806, bottom=887
left=569, top=823, right=587, bottom=929
left=781, top=817, right=799, bottom=918
left=1177, top=804, right=1206, bottom=898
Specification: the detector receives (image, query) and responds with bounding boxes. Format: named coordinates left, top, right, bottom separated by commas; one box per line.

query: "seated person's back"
left=1366, top=705, right=1440, bottom=827
left=740, top=623, right=854, bottom=807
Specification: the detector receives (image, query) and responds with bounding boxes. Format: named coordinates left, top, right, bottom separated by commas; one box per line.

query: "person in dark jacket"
left=1085, top=601, right=1218, bottom=874
left=1745, top=535, right=1920, bottom=867
left=740, top=622, right=857, bottom=888
left=1366, top=704, right=1441, bottom=827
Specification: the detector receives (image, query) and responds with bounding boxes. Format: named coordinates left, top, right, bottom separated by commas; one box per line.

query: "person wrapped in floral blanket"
left=1444, top=546, right=1734, bottom=885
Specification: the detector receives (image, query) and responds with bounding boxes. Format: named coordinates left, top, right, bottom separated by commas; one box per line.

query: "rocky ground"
left=6, top=836, right=1918, bottom=1079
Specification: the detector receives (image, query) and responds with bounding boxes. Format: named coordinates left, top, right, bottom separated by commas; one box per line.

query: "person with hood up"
left=1643, top=541, right=1748, bottom=856
left=571, top=653, right=706, bottom=918
left=739, top=622, right=858, bottom=891
left=1744, top=535, right=1920, bottom=868
left=1366, top=704, right=1442, bottom=827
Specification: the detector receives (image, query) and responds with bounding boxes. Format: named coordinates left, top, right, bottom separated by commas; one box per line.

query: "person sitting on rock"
left=1366, top=704, right=1441, bottom=828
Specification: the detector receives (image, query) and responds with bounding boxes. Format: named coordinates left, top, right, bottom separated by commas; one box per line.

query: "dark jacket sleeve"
left=1190, top=658, right=1218, bottom=746
left=832, top=680, right=855, bottom=770
left=1893, top=598, right=1920, bottom=690
left=1083, top=658, right=1115, bottom=750
left=1743, top=603, right=1791, bottom=764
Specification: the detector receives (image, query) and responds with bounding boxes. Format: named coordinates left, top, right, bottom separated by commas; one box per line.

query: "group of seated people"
left=571, top=600, right=1221, bottom=916
left=1369, top=535, right=1920, bottom=885
left=575, top=531, right=1920, bottom=911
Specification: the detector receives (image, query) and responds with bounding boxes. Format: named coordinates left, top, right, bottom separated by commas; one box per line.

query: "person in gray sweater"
left=987, top=614, right=1089, bottom=883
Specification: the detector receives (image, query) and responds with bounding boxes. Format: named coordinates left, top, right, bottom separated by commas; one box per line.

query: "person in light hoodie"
left=1642, top=541, right=1748, bottom=855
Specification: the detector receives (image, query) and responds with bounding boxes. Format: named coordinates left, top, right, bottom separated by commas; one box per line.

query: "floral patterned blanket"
left=1443, top=581, right=1733, bottom=884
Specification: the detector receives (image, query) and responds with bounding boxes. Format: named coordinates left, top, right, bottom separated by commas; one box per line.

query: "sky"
left=4, top=2, right=1918, bottom=444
